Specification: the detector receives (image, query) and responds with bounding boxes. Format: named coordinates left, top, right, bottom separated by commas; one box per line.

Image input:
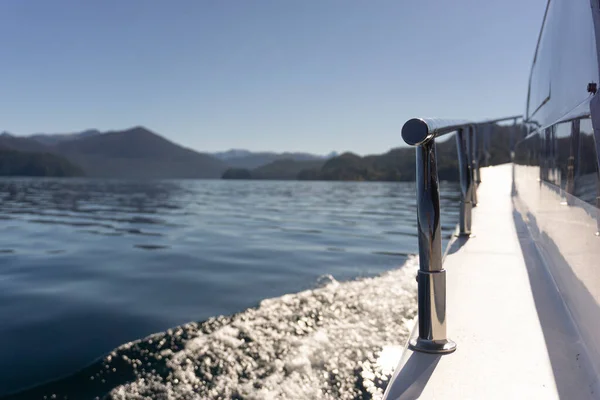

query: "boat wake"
left=7, top=257, right=418, bottom=400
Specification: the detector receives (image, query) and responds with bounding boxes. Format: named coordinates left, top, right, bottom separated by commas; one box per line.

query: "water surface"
left=0, top=178, right=460, bottom=398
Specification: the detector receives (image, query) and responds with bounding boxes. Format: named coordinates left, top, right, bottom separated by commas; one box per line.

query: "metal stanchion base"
left=454, top=232, right=475, bottom=238
left=408, top=338, right=457, bottom=354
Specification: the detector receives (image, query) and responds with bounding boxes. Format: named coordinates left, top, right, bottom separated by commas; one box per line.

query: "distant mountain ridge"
left=0, top=129, right=342, bottom=179
left=0, top=127, right=227, bottom=178
left=211, top=149, right=336, bottom=169
left=0, top=124, right=516, bottom=181
left=222, top=124, right=518, bottom=182
left=223, top=159, right=326, bottom=180
left=211, top=149, right=255, bottom=160
left=0, top=148, right=83, bottom=177
left=27, top=129, right=102, bottom=146
left=0, top=131, right=85, bottom=177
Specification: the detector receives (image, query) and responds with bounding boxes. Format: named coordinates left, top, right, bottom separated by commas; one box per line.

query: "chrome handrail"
left=401, top=115, right=521, bottom=355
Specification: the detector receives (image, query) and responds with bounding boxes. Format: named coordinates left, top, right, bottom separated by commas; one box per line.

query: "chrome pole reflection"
left=473, top=125, right=481, bottom=185
left=483, top=124, right=492, bottom=168
left=401, top=116, right=520, bottom=355
left=456, top=128, right=473, bottom=236
left=408, top=139, right=456, bottom=354
left=566, top=119, right=580, bottom=205
left=469, top=126, right=478, bottom=206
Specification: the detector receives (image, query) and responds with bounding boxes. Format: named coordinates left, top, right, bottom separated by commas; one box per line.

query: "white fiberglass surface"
left=515, top=164, right=600, bottom=380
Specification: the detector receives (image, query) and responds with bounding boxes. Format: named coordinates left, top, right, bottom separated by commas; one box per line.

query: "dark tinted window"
left=514, top=131, right=540, bottom=167
left=516, top=118, right=599, bottom=208
left=574, top=118, right=599, bottom=206
left=553, top=122, right=572, bottom=190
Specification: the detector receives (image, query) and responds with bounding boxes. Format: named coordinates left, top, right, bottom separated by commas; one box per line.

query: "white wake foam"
left=105, top=256, right=418, bottom=400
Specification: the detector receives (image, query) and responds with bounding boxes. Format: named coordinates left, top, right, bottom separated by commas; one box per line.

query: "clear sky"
left=0, top=0, right=547, bottom=155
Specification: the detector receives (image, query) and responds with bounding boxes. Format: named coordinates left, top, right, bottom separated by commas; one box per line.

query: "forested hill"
left=0, top=123, right=517, bottom=180
left=0, top=127, right=227, bottom=178
left=0, top=148, right=84, bottom=177
left=223, top=124, right=518, bottom=182
left=223, top=126, right=514, bottom=181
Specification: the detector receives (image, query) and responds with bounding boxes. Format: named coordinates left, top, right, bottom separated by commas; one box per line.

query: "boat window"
left=553, top=122, right=571, bottom=190
left=527, top=3, right=552, bottom=119
left=541, top=127, right=553, bottom=184
left=514, top=131, right=540, bottom=167
left=574, top=118, right=599, bottom=206
left=524, top=118, right=599, bottom=208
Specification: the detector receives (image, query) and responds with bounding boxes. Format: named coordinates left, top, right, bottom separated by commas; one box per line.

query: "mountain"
left=296, top=124, right=518, bottom=182
left=0, top=123, right=517, bottom=181
left=28, top=129, right=102, bottom=146
left=222, top=159, right=326, bottom=180
left=211, top=149, right=254, bottom=160
left=212, top=149, right=334, bottom=169
left=0, top=127, right=227, bottom=179
left=54, top=127, right=227, bottom=179
left=252, top=159, right=325, bottom=179
left=0, top=133, right=83, bottom=177
left=303, top=149, right=428, bottom=182
left=0, top=132, right=49, bottom=153
left=296, top=139, right=460, bottom=182
left=0, top=148, right=83, bottom=177
left=222, top=124, right=518, bottom=182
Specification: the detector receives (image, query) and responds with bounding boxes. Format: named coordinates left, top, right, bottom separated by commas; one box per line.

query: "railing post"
left=408, top=138, right=456, bottom=355
left=483, top=124, right=492, bottom=167
left=456, top=128, right=473, bottom=236
left=469, top=125, right=478, bottom=206
left=401, top=116, right=520, bottom=356
left=473, top=125, right=481, bottom=185
left=566, top=119, right=580, bottom=205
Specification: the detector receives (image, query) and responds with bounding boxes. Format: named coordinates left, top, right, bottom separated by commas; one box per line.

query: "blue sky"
left=0, top=0, right=547, bottom=155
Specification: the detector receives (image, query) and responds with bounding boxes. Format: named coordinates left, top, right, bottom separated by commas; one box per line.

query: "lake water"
left=0, top=178, right=460, bottom=399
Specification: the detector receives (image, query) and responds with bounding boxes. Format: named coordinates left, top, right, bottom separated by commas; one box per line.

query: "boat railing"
left=400, top=115, right=521, bottom=354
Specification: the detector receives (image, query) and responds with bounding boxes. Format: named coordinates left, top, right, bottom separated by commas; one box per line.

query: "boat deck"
left=385, top=164, right=597, bottom=399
